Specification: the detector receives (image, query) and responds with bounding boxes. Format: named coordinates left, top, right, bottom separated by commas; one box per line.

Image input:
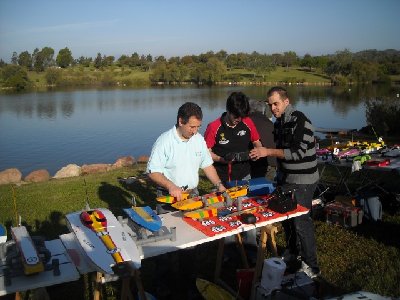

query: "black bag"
left=268, top=184, right=297, bottom=213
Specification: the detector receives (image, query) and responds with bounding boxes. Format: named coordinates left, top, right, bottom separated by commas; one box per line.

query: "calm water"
left=0, top=85, right=399, bottom=176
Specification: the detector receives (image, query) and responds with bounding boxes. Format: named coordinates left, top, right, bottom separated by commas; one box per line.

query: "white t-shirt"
left=146, top=126, right=213, bottom=189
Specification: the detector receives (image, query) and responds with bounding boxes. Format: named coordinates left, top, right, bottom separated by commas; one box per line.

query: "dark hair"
left=176, top=102, right=203, bottom=125
left=226, top=92, right=250, bottom=118
left=267, top=86, right=289, bottom=100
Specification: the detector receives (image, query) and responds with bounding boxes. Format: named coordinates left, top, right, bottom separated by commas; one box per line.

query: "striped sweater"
left=274, top=104, right=319, bottom=185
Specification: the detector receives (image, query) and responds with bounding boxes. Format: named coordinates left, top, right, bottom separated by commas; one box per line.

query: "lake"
left=1, top=85, right=399, bottom=176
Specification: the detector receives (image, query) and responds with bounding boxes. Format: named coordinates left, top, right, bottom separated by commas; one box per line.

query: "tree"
left=45, top=67, right=62, bottom=85
left=1, top=64, right=30, bottom=90
left=205, top=57, right=226, bottom=83
left=181, top=55, right=194, bottom=66
left=94, top=53, right=102, bottom=69
left=11, top=52, right=18, bottom=65
left=41, top=47, right=55, bottom=68
left=216, top=50, right=228, bottom=62
left=56, top=47, right=73, bottom=68
left=300, top=54, right=315, bottom=71
left=149, top=61, right=167, bottom=82
left=117, top=55, right=130, bottom=67
left=130, top=52, right=140, bottom=67
left=103, top=55, right=114, bottom=67
left=18, top=51, right=32, bottom=70
left=77, top=56, right=92, bottom=67
left=282, top=51, right=297, bottom=70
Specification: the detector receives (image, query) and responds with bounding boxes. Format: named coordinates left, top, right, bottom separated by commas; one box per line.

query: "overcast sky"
left=1, top=0, right=399, bottom=62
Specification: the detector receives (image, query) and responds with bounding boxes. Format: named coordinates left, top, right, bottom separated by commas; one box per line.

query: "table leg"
left=133, top=269, right=147, bottom=300
left=93, top=272, right=102, bottom=300
left=235, top=233, right=249, bottom=269
left=214, top=238, right=225, bottom=282
left=250, top=227, right=268, bottom=300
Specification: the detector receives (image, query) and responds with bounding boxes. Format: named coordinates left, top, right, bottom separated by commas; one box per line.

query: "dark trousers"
left=282, top=183, right=319, bottom=269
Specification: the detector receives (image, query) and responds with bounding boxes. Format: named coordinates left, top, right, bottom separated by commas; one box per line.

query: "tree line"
left=1, top=47, right=400, bottom=90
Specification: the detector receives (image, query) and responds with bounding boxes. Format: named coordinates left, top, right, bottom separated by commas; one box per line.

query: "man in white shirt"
left=146, top=102, right=226, bottom=298
left=147, top=102, right=226, bottom=200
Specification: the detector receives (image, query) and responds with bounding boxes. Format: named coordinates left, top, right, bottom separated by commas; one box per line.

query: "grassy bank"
left=24, top=66, right=333, bottom=89
left=0, top=165, right=399, bottom=299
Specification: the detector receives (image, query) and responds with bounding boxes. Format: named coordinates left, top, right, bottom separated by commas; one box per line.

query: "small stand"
left=93, top=268, right=146, bottom=300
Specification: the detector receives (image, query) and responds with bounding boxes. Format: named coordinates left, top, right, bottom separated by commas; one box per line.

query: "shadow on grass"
left=33, top=211, right=69, bottom=239
left=97, top=181, right=133, bottom=217
left=117, top=178, right=158, bottom=209
left=350, top=218, right=400, bottom=249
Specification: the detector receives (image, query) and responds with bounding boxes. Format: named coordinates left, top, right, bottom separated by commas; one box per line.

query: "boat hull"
left=65, top=208, right=141, bottom=274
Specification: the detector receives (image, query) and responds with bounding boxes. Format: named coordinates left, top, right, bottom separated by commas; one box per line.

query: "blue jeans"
left=281, top=183, right=319, bottom=270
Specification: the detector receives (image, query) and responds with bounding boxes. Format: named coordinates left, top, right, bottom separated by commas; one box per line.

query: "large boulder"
left=53, top=164, right=82, bottom=179
left=0, top=168, right=22, bottom=185
left=137, top=155, right=149, bottom=164
left=25, top=169, right=50, bottom=183
left=113, top=156, right=135, bottom=168
left=81, top=163, right=111, bottom=175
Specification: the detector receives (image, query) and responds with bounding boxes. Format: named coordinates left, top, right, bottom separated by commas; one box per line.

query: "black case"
left=268, top=184, right=297, bottom=213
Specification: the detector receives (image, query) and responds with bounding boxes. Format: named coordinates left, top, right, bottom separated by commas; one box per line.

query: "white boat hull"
left=65, top=208, right=141, bottom=274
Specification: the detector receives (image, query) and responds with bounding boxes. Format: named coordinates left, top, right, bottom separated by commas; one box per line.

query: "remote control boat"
left=66, top=208, right=141, bottom=274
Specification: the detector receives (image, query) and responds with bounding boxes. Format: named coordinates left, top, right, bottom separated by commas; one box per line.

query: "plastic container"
left=360, top=196, right=382, bottom=221
left=260, top=258, right=286, bottom=292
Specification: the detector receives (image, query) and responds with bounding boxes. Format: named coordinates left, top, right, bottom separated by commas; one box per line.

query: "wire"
left=11, top=185, right=18, bottom=226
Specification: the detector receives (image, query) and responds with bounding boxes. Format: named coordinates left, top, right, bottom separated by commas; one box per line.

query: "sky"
left=0, top=0, right=399, bottom=62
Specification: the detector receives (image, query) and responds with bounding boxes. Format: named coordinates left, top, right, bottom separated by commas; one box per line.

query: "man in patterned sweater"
left=249, top=86, right=321, bottom=278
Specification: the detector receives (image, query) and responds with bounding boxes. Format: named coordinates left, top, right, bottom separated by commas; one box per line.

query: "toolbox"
left=324, top=201, right=363, bottom=227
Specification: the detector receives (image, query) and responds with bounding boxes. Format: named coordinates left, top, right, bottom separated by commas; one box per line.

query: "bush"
left=366, top=99, right=400, bottom=136
left=1, top=65, right=31, bottom=90
left=45, top=67, right=62, bottom=85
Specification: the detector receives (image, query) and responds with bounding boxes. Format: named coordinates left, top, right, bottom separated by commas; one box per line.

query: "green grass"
left=1, top=165, right=399, bottom=299
left=226, top=67, right=331, bottom=84
left=25, top=65, right=332, bottom=89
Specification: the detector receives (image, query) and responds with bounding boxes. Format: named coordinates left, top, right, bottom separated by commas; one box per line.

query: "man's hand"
left=168, top=184, right=184, bottom=201
left=249, top=147, right=267, bottom=160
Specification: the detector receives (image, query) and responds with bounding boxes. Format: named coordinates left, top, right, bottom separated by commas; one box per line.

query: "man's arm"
left=209, top=148, right=229, bottom=163
left=253, top=139, right=262, bottom=148
left=202, top=165, right=226, bottom=192
left=249, top=147, right=285, bottom=160
left=147, top=172, right=184, bottom=201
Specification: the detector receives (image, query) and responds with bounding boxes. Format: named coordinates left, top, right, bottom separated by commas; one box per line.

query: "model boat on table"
left=172, top=194, right=225, bottom=211
left=171, top=186, right=248, bottom=211
left=156, top=192, right=190, bottom=204
left=10, top=226, right=45, bottom=275
left=123, top=206, right=162, bottom=232
left=65, top=208, right=141, bottom=274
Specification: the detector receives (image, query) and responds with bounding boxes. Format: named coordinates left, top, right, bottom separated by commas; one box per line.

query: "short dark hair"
left=267, top=86, right=289, bottom=100
left=226, top=92, right=250, bottom=118
left=177, top=102, right=203, bottom=125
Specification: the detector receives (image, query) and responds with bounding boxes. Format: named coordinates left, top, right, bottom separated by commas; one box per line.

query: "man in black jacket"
left=248, top=99, right=277, bottom=181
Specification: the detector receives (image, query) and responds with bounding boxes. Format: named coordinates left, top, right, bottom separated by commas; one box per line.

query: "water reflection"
left=0, top=85, right=398, bottom=176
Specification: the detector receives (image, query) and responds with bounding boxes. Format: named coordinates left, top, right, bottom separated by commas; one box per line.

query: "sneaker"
left=299, top=261, right=321, bottom=279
